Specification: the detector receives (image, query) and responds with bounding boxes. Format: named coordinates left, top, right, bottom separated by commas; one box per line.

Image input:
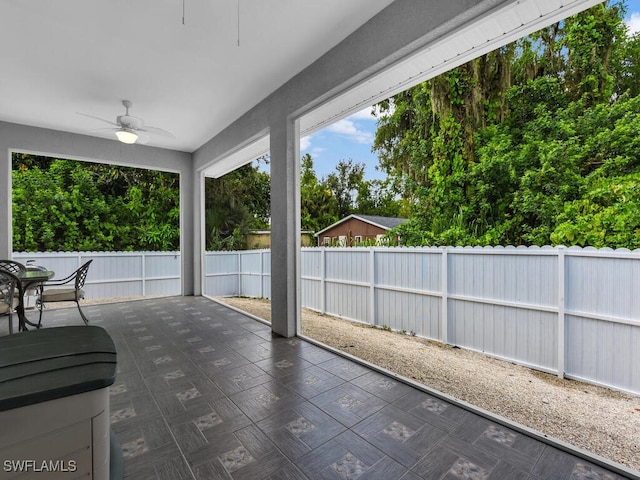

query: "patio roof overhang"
left=0, top=0, right=602, bottom=336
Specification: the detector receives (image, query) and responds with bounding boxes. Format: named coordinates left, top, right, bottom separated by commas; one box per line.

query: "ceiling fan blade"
left=138, top=125, right=175, bottom=138
left=77, top=112, right=119, bottom=127
left=136, top=131, right=151, bottom=144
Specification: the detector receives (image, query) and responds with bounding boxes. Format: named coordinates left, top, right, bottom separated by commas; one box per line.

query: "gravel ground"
left=216, top=296, right=640, bottom=473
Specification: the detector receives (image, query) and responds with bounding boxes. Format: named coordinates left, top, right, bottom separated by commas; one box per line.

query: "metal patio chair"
left=0, top=270, right=20, bottom=334
left=0, top=259, right=41, bottom=304
left=37, top=260, right=93, bottom=327
left=0, top=259, right=26, bottom=275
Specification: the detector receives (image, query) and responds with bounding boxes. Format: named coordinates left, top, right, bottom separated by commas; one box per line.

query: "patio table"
left=15, top=269, right=54, bottom=331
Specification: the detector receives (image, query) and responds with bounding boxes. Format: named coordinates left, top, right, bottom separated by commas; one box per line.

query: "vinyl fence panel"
left=301, top=249, right=322, bottom=311
left=446, top=247, right=559, bottom=371
left=203, top=245, right=640, bottom=395
left=204, top=251, right=240, bottom=297
left=142, top=252, right=181, bottom=296
left=324, top=249, right=370, bottom=323
left=563, top=248, right=640, bottom=394
left=13, top=251, right=181, bottom=298
left=239, top=251, right=263, bottom=298
left=374, top=249, right=442, bottom=337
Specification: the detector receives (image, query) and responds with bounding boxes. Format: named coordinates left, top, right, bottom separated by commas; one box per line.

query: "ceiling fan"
left=78, top=100, right=175, bottom=145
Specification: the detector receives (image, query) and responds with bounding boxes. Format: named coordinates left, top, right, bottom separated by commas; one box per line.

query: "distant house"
left=314, top=214, right=408, bottom=246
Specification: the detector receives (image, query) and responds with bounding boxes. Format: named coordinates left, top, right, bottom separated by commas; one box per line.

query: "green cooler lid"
left=0, top=326, right=117, bottom=411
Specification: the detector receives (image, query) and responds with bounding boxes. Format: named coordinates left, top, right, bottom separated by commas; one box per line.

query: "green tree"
left=614, top=32, right=640, bottom=96
left=300, top=154, right=339, bottom=233
left=562, top=1, right=626, bottom=105
left=13, top=160, right=113, bottom=251
left=373, top=85, right=435, bottom=208
left=12, top=154, right=180, bottom=252
left=353, top=178, right=401, bottom=218
left=551, top=173, right=640, bottom=248
left=374, top=1, right=640, bottom=249
left=325, top=159, right=367, bottom=219
left=204, top=161, right=270, bottom=250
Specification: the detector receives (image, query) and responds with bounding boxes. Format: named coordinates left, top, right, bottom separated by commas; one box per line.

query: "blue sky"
left=301, top=107, right=383, bottom=181
left=278, top=1, right=640, bottom=182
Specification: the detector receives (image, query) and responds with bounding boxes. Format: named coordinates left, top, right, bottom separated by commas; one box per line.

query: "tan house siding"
left=247, top=232, right=272, bottom=249
left=248, top=231, right=313, bottom=249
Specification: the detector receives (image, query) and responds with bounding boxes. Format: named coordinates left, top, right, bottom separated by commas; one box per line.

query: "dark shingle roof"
left=352, top=215, right=407, bottom=230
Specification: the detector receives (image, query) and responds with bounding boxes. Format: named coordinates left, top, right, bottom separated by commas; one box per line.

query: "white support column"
left=179, top=162, right=195, bottom=296
left=557, top=246, right=566, bottom=379
left=1, top=149, right=12, bottom=259
left=192, top=170, right=205, bottom=296
left=270, top=115, right=300, bottom=338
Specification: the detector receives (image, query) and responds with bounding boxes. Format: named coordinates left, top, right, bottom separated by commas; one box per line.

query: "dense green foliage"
left=374, top=1, right=640, bottom=248
left=12, top=154, right=271, bottom=252
left=300, top=154, right=340, bottom=234
left=12, top=154, right=180, bottom=251
left=12, top=151, right=394, bottom=252
left=204, top=161, right=271, bottom=250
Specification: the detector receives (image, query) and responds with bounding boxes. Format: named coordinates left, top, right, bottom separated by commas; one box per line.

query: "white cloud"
left=326, top=118, right=373, bottom=144
left=626, top=12, right=640, bottom=36
left=300, top=135, right=312, bottom=151
left=300, top=135, right=325, bottom=157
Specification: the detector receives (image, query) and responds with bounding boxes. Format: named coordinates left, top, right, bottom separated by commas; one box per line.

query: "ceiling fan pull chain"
left=182, top=0, right=185, bottom=25
left=237, top=0, right=240, bottom=46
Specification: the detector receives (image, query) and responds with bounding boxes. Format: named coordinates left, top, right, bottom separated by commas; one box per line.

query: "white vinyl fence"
left=204, top=246, right=640, bottom=395
left=13, top=251, right=181, bottom=298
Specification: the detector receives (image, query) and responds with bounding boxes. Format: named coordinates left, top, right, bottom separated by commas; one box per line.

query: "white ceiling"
left=0, top=0, right=394, bottom=152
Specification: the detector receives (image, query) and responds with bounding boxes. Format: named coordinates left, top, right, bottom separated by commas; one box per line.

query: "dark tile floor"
left=20, top=296, right=638, bottom=480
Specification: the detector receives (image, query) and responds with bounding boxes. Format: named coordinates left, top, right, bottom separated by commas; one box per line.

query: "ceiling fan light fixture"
left=115, top=128, right=138, bottom=144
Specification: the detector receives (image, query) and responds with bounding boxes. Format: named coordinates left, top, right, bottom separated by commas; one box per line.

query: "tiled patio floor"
left=16, top=296, right=637, bottom=480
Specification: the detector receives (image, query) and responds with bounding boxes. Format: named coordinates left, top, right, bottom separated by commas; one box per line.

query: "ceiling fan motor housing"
left=117, top=115, right=143, bottom=130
